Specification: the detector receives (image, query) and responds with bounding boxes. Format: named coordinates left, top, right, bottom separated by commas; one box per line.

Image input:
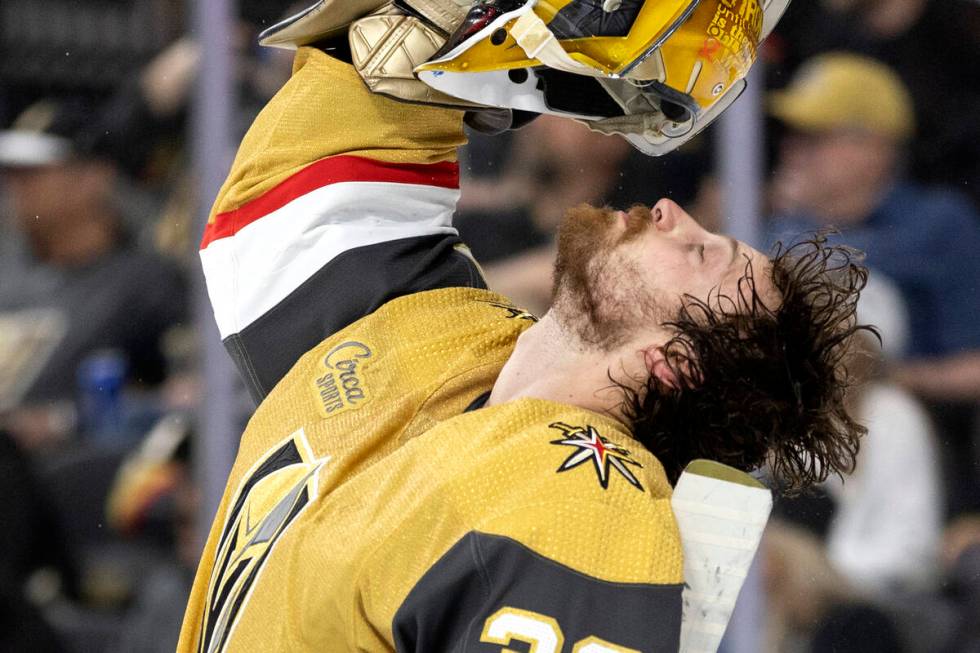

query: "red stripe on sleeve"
left=200, top=156, right=460, bottom=249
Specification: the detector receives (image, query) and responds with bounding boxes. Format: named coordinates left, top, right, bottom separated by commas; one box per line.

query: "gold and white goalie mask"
left=259, top=0, right=790, bottom=155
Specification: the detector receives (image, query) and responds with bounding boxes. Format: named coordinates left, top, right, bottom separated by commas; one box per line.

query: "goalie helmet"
left=259, top=0, right=791, bottom=155
left=416, top=0, right=790, bottom=154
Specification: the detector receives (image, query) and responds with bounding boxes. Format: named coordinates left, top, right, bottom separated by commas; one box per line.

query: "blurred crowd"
left=0, top=1, right=977, bottom=652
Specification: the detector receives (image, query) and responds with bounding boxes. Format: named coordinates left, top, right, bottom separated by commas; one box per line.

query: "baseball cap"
left=768, top=52, right=915, bottom=140
left=0, top=99, right=104, bottom=168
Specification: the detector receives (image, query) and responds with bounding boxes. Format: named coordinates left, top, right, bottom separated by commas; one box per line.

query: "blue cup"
left=76, top=350, right=128, bottom=442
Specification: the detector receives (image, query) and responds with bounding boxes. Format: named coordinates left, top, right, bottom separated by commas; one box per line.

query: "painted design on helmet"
left=417, top=0, right=790, bottom=155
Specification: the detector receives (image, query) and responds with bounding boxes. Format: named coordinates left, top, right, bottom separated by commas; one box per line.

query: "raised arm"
left=199, top=46, right=481, bottom=402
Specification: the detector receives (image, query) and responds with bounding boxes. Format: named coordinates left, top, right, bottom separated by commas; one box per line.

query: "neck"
left=487, top=311, right=631, bottom=425
left=32, top=210, right=117, bottom=266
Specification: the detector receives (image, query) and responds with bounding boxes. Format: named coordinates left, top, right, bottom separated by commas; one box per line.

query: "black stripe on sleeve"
left=224, top=233, right=486, bottom=404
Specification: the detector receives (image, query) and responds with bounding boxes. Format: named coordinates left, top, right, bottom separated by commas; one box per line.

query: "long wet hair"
left=619, top=236, right=875, bottom=492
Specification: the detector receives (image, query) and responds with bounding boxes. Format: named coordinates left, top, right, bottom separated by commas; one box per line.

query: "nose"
left=651, top=198, right=706, bottom=235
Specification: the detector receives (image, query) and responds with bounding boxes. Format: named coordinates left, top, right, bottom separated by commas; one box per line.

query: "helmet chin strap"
left=509, top=9, right=605, bottom=77
left=585, top=77, right=747, bottom=156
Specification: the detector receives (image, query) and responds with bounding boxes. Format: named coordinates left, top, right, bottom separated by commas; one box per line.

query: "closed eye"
left=697, top=244, right=705, bottom=262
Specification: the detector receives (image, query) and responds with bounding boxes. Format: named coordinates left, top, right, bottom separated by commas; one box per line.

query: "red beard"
left=551, top=204, right=657, bottom=349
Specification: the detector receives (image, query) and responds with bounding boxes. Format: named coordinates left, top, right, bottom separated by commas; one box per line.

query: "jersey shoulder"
left=367, top=399, right=684, bottom=652
left=436, top=398, right=683, bottom=586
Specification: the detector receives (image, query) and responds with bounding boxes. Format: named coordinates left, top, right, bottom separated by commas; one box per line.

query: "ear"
left=642, top=346, right=680, bottom=390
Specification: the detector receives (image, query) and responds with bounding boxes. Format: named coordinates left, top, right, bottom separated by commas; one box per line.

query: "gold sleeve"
left=208, top=46, right=466, bottom=221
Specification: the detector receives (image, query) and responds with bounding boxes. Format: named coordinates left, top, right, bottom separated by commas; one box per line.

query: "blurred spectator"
left=107, top=415, right=197, bottom=653
left=768, top=0, right=980, bottom=206
left=824, top=273, right=942, bottom=595
left=764, top=53, right=980, bottom=516
left=938, top=515, right=980, bottom=652
left=457, top=116, right=632, bottom=313
left=826, top=0, right=980, bottom=207
left=455, top=130, right=541, bottom=264
left=0, top=98, right=187, bottom=447
left=765, top=53, right=980, bottom=402
left=761, top=520, right=904, bottom=652
left=0, top=427, right=74, bottom=652
left=457, top=116, right=630, bottom=261
left=764, top=275, right=945, bottom=651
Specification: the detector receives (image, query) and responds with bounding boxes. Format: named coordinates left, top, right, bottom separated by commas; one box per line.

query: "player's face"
left=552, top=198, right=774, bottom=350
left=613, top=198, right=773, bottom=304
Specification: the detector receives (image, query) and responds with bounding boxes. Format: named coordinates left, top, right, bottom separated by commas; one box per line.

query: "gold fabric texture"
left=178, top=288, right=681, bottom=652
left=207, top=47, right=465, bottom=222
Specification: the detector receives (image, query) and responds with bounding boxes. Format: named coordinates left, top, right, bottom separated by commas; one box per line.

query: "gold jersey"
left=179, top=288, right=683, bottom=652
left=184, top=45, right=684, bottom=653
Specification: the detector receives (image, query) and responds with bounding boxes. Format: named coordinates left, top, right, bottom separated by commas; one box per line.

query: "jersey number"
left=480, top=607, right=640, bottom=653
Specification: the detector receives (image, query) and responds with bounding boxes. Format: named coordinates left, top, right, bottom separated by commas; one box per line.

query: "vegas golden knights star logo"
left=198, top=429, right=329, bottom=653
left=550, top=422, right=644, bottom=491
